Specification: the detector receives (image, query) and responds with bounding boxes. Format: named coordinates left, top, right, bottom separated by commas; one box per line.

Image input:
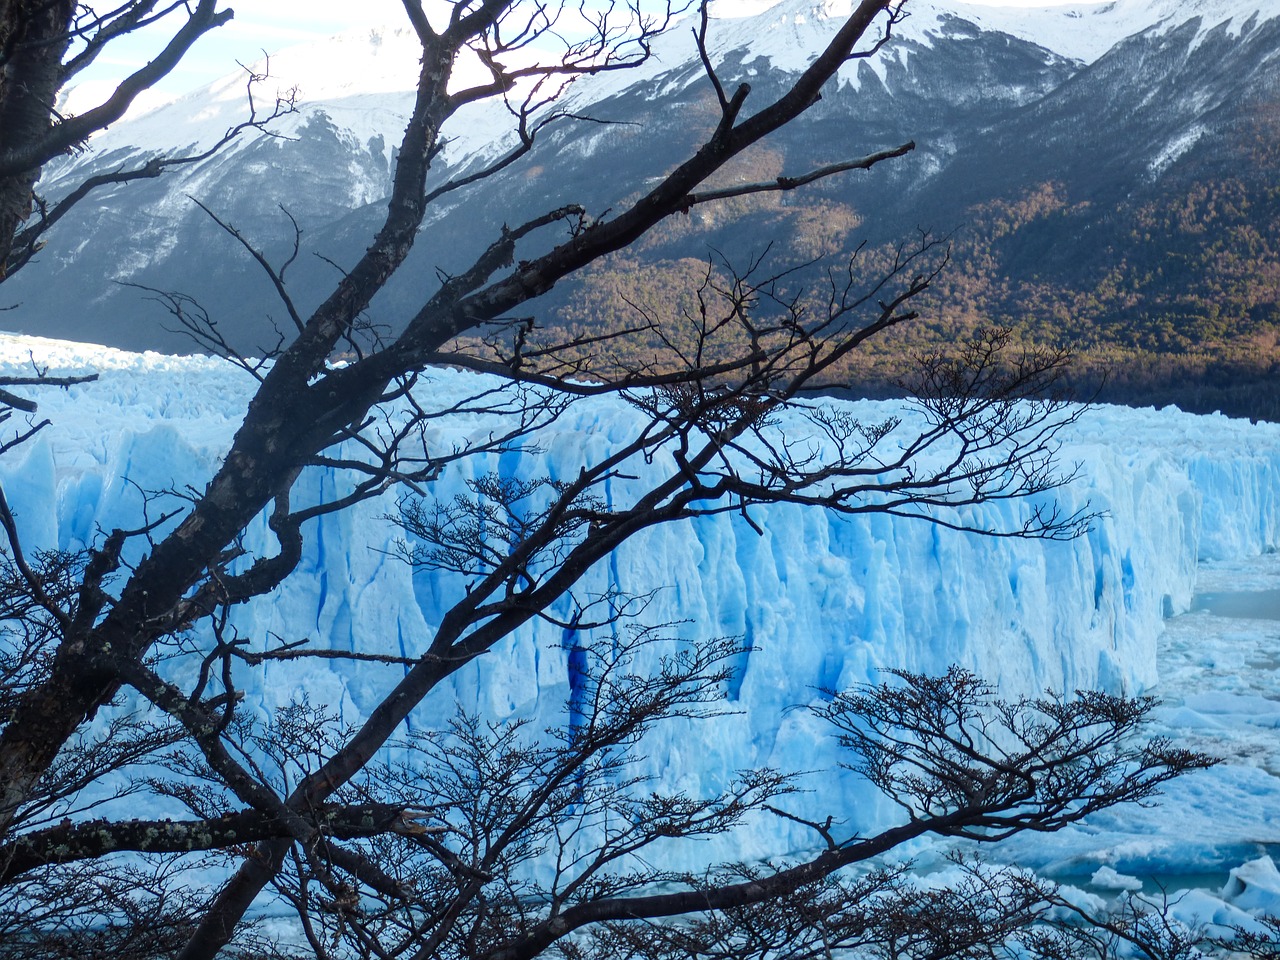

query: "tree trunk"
left=0, top=0, right=75, bottom=274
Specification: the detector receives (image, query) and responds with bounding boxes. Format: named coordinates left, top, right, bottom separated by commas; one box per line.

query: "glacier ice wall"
left=4, top=335, right=1280, bottom=859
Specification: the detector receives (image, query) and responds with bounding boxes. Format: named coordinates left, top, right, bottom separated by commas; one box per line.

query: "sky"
left=65, top=0, right=1106, bottom=113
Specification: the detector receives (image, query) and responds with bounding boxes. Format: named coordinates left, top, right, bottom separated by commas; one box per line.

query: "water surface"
left=1192, top=588, right=1280, bottom=620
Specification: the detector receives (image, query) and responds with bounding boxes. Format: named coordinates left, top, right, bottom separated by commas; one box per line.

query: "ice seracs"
left=4, top=333, right=1280, bottom=868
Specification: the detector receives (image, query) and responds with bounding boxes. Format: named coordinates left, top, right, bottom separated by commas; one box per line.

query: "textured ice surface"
left=4, top=333, right=1280, bottom=869
left=969, top=546, right=1280, bottom=918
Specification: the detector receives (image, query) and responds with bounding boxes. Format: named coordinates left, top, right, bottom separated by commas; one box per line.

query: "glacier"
left=4, top=333, right=1280, bottom=873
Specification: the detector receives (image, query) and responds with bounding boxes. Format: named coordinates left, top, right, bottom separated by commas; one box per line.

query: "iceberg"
left=3, top=333, right=1280, bottom=866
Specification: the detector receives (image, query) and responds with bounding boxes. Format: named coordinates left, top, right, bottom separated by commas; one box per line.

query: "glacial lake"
left=1192, top=587, right=1280, bottom=620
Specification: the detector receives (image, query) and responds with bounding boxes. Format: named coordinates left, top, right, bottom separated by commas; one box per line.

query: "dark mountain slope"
left=4, top=0, right=1280, bottom=416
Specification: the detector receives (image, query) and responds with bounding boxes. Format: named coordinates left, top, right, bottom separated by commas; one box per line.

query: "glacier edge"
left=4, top=334, right=1280, bottom=860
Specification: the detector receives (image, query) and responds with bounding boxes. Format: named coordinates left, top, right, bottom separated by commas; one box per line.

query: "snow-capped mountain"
left=5, top=0, right=1279, bottom=373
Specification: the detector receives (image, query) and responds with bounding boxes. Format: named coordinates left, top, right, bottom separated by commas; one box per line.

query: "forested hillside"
left=534, top=34, right=1280, bottom=419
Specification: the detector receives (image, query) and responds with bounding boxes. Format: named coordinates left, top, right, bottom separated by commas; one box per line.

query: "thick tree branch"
left=684, top=142, right=915, bottom=207
left=5, top=65, right=297, bottom=281
left=0, top=803, right=414, bottom=883
left=0, top=1, right=232, bottom=179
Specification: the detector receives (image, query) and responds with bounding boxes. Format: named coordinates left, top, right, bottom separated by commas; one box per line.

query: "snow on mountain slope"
left=54, top=0, right=1278, bottom=187
left=5, top=333, right=1280, bottom=861
left=897, top=0, right=1277, bottom=63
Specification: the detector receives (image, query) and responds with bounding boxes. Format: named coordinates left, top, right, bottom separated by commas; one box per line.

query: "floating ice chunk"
left=1222, top=856, right=1280, bottom=914
left=1092, top=865, right=1145, bottom=891
left=1166, top=887, right=1255, bottom=932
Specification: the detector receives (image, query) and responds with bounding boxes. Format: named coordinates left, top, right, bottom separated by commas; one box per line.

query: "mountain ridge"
left=56, top=0, right=1273, bottom=162
left=10, top=0, right=1280, bottom=417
